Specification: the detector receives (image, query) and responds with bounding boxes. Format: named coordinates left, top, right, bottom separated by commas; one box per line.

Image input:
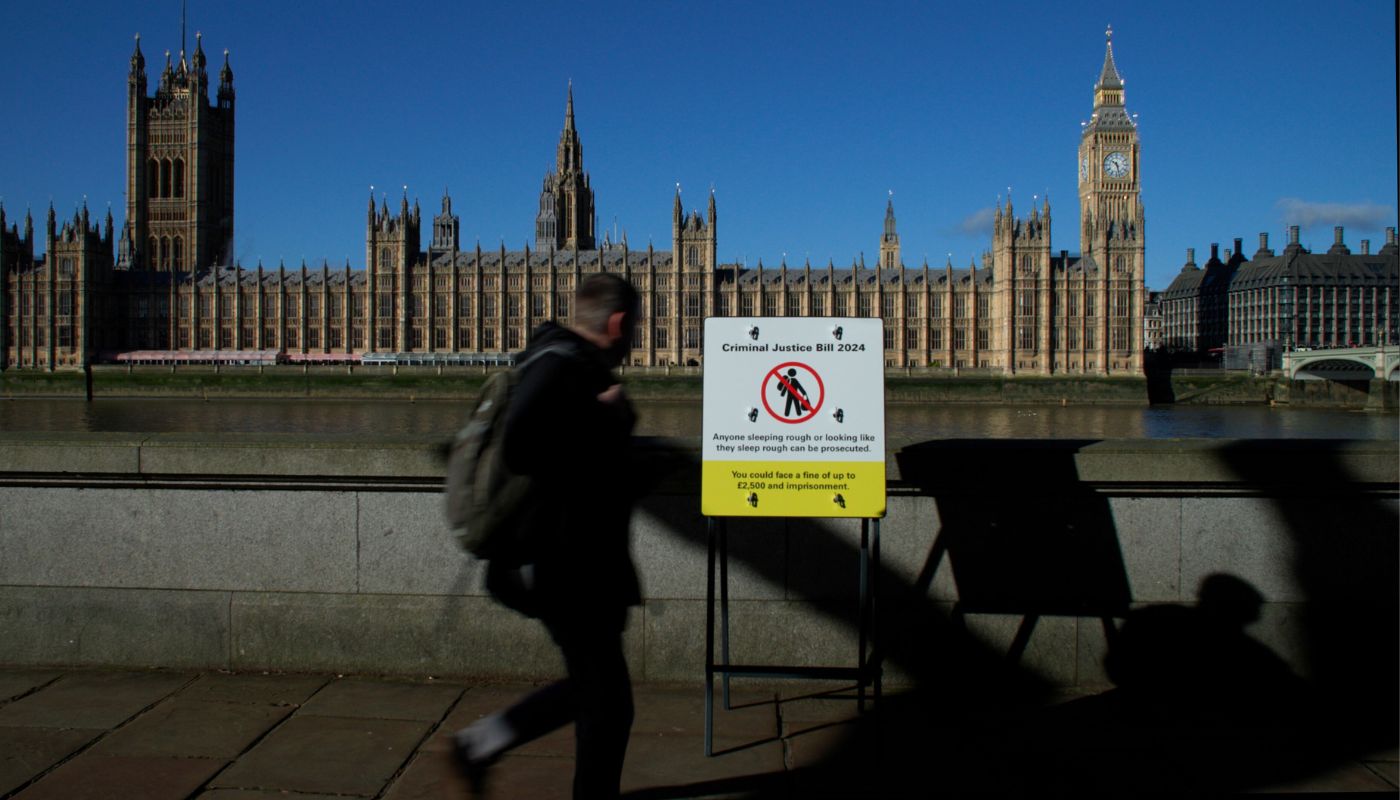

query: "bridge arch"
left=1289, top=356, right=1377, bottom=381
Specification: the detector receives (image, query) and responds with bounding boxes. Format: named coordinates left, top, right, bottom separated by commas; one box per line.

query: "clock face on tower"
left=1103, top=151, right=1130, bottom=178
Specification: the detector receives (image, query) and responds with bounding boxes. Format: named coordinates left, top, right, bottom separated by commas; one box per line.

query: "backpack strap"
left=511, top=340, right=582, bottom=375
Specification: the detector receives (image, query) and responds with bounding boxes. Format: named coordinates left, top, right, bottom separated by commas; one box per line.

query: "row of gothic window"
left=147, top=158, right=185, bottom=199
left=148, top=236, right=184, bottom=269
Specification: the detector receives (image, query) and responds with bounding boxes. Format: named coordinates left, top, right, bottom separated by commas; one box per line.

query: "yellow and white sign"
left=702, top=317, right=885, bottom=518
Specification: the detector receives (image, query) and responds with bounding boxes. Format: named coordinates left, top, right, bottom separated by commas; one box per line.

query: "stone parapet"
left=1, top=434, right=1394, bottom=693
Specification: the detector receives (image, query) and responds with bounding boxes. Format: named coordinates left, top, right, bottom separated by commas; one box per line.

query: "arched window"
left=173, top=159, right=185, bottom=198
left=160, top=237, right=170, bottom=269
left=148, top=237, right=159, bottom=267
left=148, top=159, right=160, bottom=198
left=161, top=159, right=173, bottom=198
left=172, top=236, right=183, bottom=270
left=688, top=246, right=698, bottom=266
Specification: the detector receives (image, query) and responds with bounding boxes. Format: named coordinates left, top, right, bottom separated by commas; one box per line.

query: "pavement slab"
left=175, top=672, right=330, bottom=707
left=297, top=677, right=462, bottom=722
left=1363, top=761, right=1400, bottom=789
left=12, top=753, right=225, bottom=800
left=774, top=688, right=866, bottom=739
left=0, top=671, right=61, bottom=704
left=1253, top=760, right=1400, bottom=793
left=636, top=685, right=779, bottom=741
left=510, top=723, right=577, bottom=759
left=209, top=714, right=431, bottom=796
left=783, top=719, right=861, bottom=770
left=0, top=670, right=1390, bottom=798
left=0, top=671, right=192, bottom=730
left=394, top=685, right=787, bottom=799
left=88, top=699, right=293, bottom=759
left=195, top=791, right=350, bottom=800
left=379, top=747, right=473, bottom=800
left=427, top=683, right=582, bottom=758
left=426, top=684, right=577, bottom=759
left=431, top=684, right=534, bottom=737
left=0, top=727, right=100, bottom=796
left=468, top=753, right=576, bottom=800
left=621, top=729, right=788, bottom=798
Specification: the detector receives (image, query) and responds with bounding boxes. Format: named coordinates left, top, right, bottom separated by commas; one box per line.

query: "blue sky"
left=1, top=1, right=1395, bottom=291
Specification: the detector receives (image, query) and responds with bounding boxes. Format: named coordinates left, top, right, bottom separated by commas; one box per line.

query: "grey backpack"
left=443, top=344, right=572, bottom=558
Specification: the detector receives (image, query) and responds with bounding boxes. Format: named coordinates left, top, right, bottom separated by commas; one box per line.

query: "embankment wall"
left=0, top=434, right=1394, bottom=690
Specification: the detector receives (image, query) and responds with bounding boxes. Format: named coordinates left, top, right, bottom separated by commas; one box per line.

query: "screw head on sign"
left=747, top=492, right=759, bottom=507
left=747, top=407, right=758, bottom=422
left=747, top=325, right=760, bottom=340
left=833, top=494, right=846, bottom=508
left=831, top=325, right=843, bottom=340
left=833, top=408, right=844, bottom=423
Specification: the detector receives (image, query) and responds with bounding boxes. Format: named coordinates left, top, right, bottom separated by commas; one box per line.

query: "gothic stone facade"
left=4, top=31, right=1146, bottom=375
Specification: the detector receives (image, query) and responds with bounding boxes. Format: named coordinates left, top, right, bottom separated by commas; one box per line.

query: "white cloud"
left=1275, top=198, right=1394, bottom=230
left=955, top=206, right=998, bottom=237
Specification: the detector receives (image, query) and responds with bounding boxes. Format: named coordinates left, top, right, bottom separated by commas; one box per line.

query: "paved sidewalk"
left=1, top=667, right=1396, bottom=799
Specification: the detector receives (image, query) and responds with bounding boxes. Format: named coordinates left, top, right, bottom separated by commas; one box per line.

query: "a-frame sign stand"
left=700, top=317, right=887, bottom=757
left=703, top=515, right=882, bottom=756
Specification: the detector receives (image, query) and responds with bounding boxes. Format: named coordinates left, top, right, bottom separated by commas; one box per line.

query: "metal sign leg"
left=872, top=518, right=882, bottom=708
left=858, top=518, right=869, bottom=712
left=720, top=519, right=732, bottom=711
left=702, top=515, right=883, bottom=756
left=705, top=517, right=716, bottom=757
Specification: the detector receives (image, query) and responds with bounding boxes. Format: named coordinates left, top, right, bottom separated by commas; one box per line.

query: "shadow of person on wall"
left=1104, top=573, right=1304, bottom=723
left=1016, top=573, right=1327, bottom=793
left=1218, top=440, right=1399, bottom=755
left=1103, top=577, right=1299, bottom=717
left=620, top=437, right=1396, bottom=798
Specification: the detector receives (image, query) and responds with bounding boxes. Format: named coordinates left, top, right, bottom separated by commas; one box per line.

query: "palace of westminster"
left=4, top=29, right=1392, bottom=375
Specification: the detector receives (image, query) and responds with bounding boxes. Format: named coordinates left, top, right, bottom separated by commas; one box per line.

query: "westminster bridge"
left=1283, top=344, right=1400, bottom=381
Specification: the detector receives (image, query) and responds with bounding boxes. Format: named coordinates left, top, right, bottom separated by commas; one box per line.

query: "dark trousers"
left=503, top=610, right=634, bottom=799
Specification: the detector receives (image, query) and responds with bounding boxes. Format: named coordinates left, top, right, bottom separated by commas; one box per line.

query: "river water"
left=0, top=397, right=1394, bottom=443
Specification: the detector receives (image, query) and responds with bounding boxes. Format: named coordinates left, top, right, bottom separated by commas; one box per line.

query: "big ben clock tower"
left=1078, top=26, right=1142, bottom=257
left=1077, top=26, right=1145, bottom=373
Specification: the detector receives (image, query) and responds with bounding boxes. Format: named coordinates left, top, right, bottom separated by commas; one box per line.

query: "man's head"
left=572, top=273, right=639, bottom=365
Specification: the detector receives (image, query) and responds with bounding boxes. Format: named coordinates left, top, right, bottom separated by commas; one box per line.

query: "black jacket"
left=498, top=322, right=641, bottom=620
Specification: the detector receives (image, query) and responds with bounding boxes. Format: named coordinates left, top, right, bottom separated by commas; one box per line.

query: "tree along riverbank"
left=1, top=364, right=1373, bottom=407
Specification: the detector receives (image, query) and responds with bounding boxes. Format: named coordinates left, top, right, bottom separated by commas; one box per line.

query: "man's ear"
left=606, top=310, right=628, bottom=341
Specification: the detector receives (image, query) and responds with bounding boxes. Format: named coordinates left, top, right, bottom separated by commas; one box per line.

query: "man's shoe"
left=452, top=734, right=491, bottom=797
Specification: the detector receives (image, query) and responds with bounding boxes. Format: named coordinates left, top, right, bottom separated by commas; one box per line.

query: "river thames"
left=0, top=397, right=1394, bottom=444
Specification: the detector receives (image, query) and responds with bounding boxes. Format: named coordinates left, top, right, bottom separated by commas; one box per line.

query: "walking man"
left=453, top=273, right=641, bottom=799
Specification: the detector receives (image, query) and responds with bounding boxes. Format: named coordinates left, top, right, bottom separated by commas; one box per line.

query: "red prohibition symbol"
left=761, top=361, right=825, bottom=424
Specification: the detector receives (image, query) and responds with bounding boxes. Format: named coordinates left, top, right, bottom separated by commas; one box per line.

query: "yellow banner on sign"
left=701, top=460, right=886, bottom=518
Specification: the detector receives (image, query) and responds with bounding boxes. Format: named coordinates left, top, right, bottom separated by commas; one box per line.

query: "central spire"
left=538, top=82, right=594, bottom=251
left=565, top=80, right=575, bottom=130
left=556, top=81, right=583, bottom=174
